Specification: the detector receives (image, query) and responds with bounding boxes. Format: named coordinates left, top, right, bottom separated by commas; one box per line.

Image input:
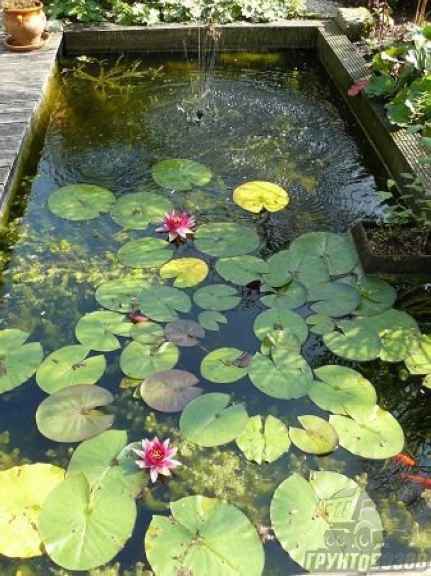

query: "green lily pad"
left=306, top=314, right=335, bottom=336
left=140, top=369, right=202, bottom=412
left=423, top=374, right=431, bottom=389
left=233, top=180, right=289, bottom=213
left=288, top=232, right=359, bottom=276
left=310, top=281, right=360, bottom=318
left=195, top=222, right=259, bottom=258
left=36, top=345, right=106, bottom=394
left=263, top=250, right=293, bottom=288
left=236, top=415, right=290, bottom=464
left=36, top=385, right=114, bottom=443
left=0, top=329, right=43, bottom=394
left=39, top=473, right=136, bottom=571
left=145, top=495, right=264, bottom=576
left=323, top=319, right=381, bottom=361
left=138, top=286, right=192, bottom=322
left=0, top=464, right=65, bottom=559
left=198, top=310, right=228, bottom=331
left=201, top=347, right=250, bottom=384
left=75, top=311, right=132, bottom=352
left=215, top=256, right=269, bottom=286
left=261, top=281, right=307, bottom=310
left=249, top=349, right=313, bottom=399
left=48, top=184, right=115, bottom=221
left=120, top=341, right=179, bottom=380
left=253, top=308, right=308, bottom=343
left=405, top=334, right=431, bottom=374
left=160, top=257, right=209, bottom=288
left=270, top=471, right=383, bottom=571
left=194, top=284, right=241, bottom=311
left=363, top=309, right=419, bottom=362
left=131, top=321, right=165, bottom=346
left=260, top=330, right=302, bottom=356
left=95, top=278, right=148, bottom=313
left=67, top=430, right=146, bottom=498
left=118, top=237, right=173, bottom=269
left=311, top=365, right=377, bottom=417
left=289, top=415, right=338, bottom=455
left=164, top=320, right=205, bottom=347
left=152, top=159, right=212, bottom=191
left=354, top=277, right=396, bottom=316
left=179, top=393, right=248, bottom=447
left=330, top=406, right=404, bottom=459
left=111, top=192, right=172, bottom=230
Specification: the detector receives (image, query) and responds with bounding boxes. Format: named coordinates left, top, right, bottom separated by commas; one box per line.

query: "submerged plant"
left=156, top=210, right=196, bottom=243
left=134, top=437, right=181, bottom=483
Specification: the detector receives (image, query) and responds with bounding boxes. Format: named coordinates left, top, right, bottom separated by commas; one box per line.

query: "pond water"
left=1, top=51, right=431, bottom=576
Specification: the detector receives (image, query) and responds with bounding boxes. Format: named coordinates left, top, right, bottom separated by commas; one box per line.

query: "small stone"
left=336, top=7, right=373, bottom=41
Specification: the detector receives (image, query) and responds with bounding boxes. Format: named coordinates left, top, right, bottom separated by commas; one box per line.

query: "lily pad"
left=330, top=406, right=404, bottom=459
left=118, top=237, right=173, bottom=269
left=95, top=278, right=148, bottom=313
left=236, top=415, right=290, bottom=464
left=195, top=222, right=259, bottom=258
left=306, top=314, right=335, bottom=336
left=194, top=284, right=241, bottom=311
left=249, top=349, right=313, bottom=400
left=261, top=281, right=307, bottom=310
left=354, top=277, right=396, bottom=316
left=0, top=329, right=43, bottom=394
left=164, top=320, right=205, bottom=347
left=160, top=257, right=208, bottom=288
left=198, top=310, right=228, bottom=331
left=111, top=192, right=172, bottom=230
left=36, top=384, right=114, bottom=443
left=131, top=321, right=165, bottom=346
left=138, top=286, right=192, bottom=321
left=405, top=334, right=431, bottom=374
left=201, top=347, right=250, bottom=384
left=270, top=471, right=383, bottom=571
left=140, top=369, right=202, bottom=412
left=215, top=255, right=269, bottom=286
left=288, top=232, right=359, bottom=276
left=0, top=464, right=65, bottom=558
left=233, top=181, right=289, bottom=213
left=263, top=251, right=293, bottom=288
left=310, top=281, right=360, bottom=318
left=179, top=393, right=248, bottom=447
left=48, top=184, right=115, bottom=221
left=260, top=330, right=302, bottom=356
left=152, top=159, right=212, bottom=191
left=145, top=495, right=264, bottom=576
left=75, top=311, right=132, bottom=352
left=253, top=308, right=308, bottom=343
left=323, top=319, right=381, bottom=361
left=363, top=309, right=419, bottom=362
left=67, top=429, right=146, bottom=498
left=311, top=365, right=377, bottom=417
left=120, top=341, right=179, bottom=380
left=36, top=345, right=106, bottom=394
left=39, top=473, right=136, bottom=571
left=289, top=415, right=338, bottom=455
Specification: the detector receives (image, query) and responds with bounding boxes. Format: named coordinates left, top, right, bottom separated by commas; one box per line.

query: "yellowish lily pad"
left=233, top=181, right=289, bottom=213
left=160, top=258, right=209, bottom=288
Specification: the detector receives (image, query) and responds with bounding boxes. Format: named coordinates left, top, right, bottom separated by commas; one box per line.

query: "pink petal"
left=150, top=468, right=159, bottom=483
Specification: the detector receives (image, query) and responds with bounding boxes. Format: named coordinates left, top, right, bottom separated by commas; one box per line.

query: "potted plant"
left=351, top=174, right=431, bottom=275
left=2, top=0, right=47, bottom=52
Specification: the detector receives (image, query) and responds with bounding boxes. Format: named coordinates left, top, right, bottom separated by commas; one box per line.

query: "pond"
left=0, top=50, right=431, bottom=576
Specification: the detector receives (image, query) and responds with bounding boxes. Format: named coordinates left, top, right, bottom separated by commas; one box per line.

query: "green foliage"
left=46, top=0, right=304, bottom=24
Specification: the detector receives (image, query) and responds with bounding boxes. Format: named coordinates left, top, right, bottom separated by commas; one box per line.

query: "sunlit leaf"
left=289, top=415, right=338, bottom=455
left=236, top=415, right=290, bottom=464
left=201, top=347, right=250, bottom=384
left=160, top=257, right=208, bottom=288
left=233, top=181, right=289, bottom=213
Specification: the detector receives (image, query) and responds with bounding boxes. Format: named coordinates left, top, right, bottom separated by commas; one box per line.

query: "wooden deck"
left=0, top=31, right=61, bottom=218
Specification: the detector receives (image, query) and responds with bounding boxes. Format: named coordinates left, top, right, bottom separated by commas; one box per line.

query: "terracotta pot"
left=3, top=1, right=47, bottom=48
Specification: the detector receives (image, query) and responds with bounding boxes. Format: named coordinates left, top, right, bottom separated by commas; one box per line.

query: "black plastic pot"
left=351, top=221, right=431, bottom=276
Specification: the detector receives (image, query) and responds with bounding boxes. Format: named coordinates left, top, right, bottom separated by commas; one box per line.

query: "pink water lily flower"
left=348, top=79, right=369, bottom=97
left=156, top=210, right=196, bottom=242
left=134, top=437, right=181, bottom=483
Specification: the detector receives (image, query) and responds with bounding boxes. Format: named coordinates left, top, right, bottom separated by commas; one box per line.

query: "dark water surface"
left=0, top=51, right=430, bottom=575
